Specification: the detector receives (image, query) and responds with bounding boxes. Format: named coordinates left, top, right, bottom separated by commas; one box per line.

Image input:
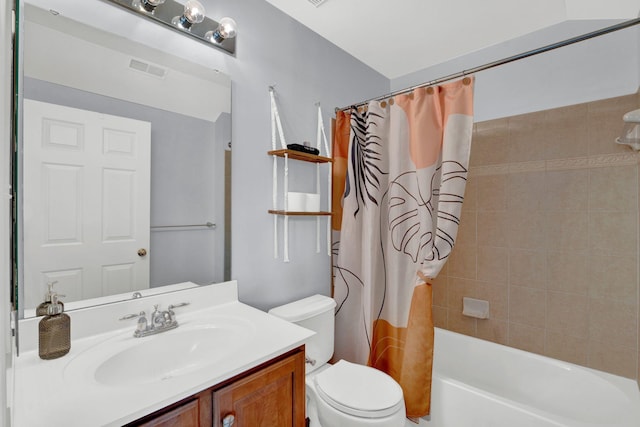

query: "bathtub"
left=423, top=328, right=640, bottom=427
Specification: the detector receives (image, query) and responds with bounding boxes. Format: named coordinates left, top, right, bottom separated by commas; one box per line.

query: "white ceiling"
left=264, top=0, right=640, bottom=79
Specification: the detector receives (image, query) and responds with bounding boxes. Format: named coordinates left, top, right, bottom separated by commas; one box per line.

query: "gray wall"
left=181, top=0, right=389, bottom=310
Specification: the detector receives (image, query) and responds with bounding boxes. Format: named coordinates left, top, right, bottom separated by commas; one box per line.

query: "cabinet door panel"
left=132, top=391, right=211, bottom=427
left=214, top=351, right=305, bottom=427
left=137, top=399, right=199, bottom=427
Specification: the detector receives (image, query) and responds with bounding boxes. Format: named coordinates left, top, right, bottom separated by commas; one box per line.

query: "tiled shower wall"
left=433, top=92, right=640, bottom=381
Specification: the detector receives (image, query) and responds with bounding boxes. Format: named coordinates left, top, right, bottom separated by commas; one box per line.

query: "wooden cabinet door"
left=131, top=391, right=212, bottom=427
left=213, top=350, right=305, bottom=427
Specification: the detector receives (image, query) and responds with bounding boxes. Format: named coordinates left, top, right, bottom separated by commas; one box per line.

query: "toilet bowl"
left=268, top=295, right=406, bottom=427
left=307, top=360, right=406, bottom=426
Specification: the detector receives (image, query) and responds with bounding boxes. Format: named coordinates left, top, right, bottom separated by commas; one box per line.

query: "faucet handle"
left=120, top=311, right=146, bottom=320
left=118, top=311, right=144, bottom=320
left=168, top=302, right=190, bottom=310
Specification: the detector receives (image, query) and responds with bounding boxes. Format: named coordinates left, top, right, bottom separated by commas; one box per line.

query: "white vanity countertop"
left=14, top=281, right=314, bottom=427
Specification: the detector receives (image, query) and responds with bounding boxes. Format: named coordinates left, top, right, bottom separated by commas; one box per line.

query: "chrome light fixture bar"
left=103, top=0, right=237, bottom=55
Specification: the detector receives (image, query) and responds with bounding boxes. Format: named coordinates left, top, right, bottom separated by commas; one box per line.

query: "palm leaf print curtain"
left=332, top=78, right=474, bottom=418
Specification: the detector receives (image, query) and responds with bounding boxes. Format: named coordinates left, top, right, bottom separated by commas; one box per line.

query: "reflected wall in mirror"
left=17, top=3, right=231, bottom=317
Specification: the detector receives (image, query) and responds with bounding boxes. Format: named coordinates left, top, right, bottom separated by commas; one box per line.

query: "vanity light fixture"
left=104, top=0, right=237, bottom=54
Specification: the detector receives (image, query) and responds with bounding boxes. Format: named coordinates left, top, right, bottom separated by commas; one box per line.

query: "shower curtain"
left=332, top=78, right=474, bottom=418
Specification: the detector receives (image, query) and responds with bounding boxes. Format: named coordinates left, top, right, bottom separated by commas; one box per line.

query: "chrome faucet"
left=119, top=302, right=190, bottom=338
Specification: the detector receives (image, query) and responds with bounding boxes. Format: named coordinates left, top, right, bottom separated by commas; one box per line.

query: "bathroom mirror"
left=15, top=2, right=231, bottom=317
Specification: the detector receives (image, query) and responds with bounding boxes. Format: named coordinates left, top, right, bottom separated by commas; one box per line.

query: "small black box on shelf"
left=287, top=143, right=319, bottom=156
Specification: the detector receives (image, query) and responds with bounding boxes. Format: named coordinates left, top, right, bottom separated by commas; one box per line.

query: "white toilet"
left=269, top=294, right=406, bottom=427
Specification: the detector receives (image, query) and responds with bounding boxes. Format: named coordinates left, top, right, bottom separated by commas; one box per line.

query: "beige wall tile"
left=587, top=94, right=640, bottom=156
left=508, top=111, right=548, bottom=163
left=478, top=211, right=509, bottom=247
left=447, top=277, right=477, bottom=312
left=462, top=178, right=477, bottom=212
left=448, top=311, right=476, bottom=336
left=477, top=175, right=507, bottom=211
left=545, top=330, right=588, bottom=365
left=476, top=281, right=508, bottom=320
left=471, top=119, right=509, bottom=166
left=477, top=246, right=508, bottom=284
left=546, top=291, right=589, bottom=338
left=456, top=212, right=477, bottom=246
left=545, top=211, right=588, bottom=251
left=589, top=212, right=637, bottom=256
left=439, top=259, right=450, bottom=276
left=432, top=306, right=448, bottom=329
left=508, top=211, right=546, bottom=249
left=507, top=171, right=546, bottom=212
left=448, top=244, right=477, bottom=279
left=509, top=322, right=545, bottom=355
left=440, top=94, right=640, bottom=380
left=544, top=104, right=589, bottom=160
left=589, top=166, right=638, bottom=212
left=509, top=249, right=546, bottom=289
left=544, top=169, right=588, bottom=211
left=588, top=254, right=637, bottom=301
left=509, top=286, right=546, bottom=328
left=546, top=251, right=588, bottom=295
left=476, top=118, right=509, bottom=133
left=477, top=319, right=508, bottom=345
left=431, top=275, right=448, bottom=307
left=588, top=298, right=638, bottom=349
left=588, top=340, right=638, bottom=379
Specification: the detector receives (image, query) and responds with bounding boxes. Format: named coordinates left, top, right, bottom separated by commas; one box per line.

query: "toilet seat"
left=314, top=360, right=404, bottom=418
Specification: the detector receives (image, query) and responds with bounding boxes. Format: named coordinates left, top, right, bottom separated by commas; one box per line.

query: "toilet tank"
left=268, top=294, right=336, bottom=373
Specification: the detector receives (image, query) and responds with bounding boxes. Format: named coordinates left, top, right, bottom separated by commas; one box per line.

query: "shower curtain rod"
left=336, top=17, right=640, bottom=112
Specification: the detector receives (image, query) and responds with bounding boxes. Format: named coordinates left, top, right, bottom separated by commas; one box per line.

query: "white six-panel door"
left=23, top=100, right=151, bottom=309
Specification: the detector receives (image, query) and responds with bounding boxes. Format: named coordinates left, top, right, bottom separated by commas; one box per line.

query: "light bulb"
left=206, top=17, right=238, bottom=44
left=171, top=0, right=206, bottom=30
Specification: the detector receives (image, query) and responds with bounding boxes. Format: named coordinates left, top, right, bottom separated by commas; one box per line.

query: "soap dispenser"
left=38, top=293, right=70, bottom=360
left=36, top=281, right=64, bottom=317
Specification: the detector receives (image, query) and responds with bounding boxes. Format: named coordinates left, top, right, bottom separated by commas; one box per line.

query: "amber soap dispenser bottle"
left=38, top=294, right=70, bottom=360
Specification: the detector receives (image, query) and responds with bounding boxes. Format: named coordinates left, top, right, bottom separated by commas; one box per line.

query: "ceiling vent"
left=307, top=0, right=327, bottom=7
left=128, top=58, right=167, bottom=79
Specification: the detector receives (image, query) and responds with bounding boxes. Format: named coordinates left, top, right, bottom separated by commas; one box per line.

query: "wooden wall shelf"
left=268, top=149, right=332, bottom=164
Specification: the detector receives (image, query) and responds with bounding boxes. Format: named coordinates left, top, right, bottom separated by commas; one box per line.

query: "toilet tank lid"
left=268, top=294, right=336, bottom=322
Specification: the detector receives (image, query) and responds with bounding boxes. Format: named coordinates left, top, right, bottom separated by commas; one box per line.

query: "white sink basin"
left=64, top=315, right=255, bottom=387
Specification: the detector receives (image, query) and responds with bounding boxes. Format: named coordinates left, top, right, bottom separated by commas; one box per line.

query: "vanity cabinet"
left=127, top=346, right=305, bottom=427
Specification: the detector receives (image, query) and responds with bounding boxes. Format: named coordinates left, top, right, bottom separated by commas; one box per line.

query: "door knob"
left=137, top=248, right=147, bottom=257
left=222, top=413, right=235, bottom=427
